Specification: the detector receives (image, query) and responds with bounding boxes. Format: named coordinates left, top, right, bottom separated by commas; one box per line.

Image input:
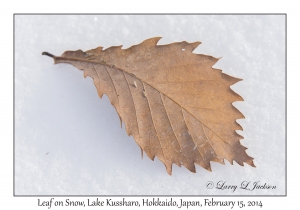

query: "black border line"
left=13, top=13, right=287, bottom=197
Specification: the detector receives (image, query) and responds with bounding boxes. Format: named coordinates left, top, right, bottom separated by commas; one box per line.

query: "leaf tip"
left=95, top=46, right=104, bottom=51
left=209, top=56, right=221, bottom=66
left=246, top=158, right=256, bottom=168
left=118, top=115, right=122, bottom=128
left=150, top=155, right=155, bottom=161
left=167, top=168, right=172, bottom=176
left=142, top=37, right=162, bottom=46
left=230, top=88, right=244, bottom=101
left=185, top=163, right=196, bottom=173
left=235, top=121, right=243, bottom=131
left=222, top=73, right=243, bottom=86
left=206, top=166, right=212, bottom=172
left=185, top=41, right=202, bottom=52
left=165, top=163, right=173, bottom=175
left=105, top=45, right=123, bottom=51
left=213, top=157, right=225, bottom=165
left=140, top=148, right=144, bottom=159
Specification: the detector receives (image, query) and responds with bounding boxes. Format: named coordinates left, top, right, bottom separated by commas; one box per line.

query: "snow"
left=15, top=15, right=285, bottom=195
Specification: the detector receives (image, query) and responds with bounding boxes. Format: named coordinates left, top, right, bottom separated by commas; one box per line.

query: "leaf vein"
left=104, top=66, right=120, bottom=108
left=141, top=82, right=167, bottom=163
left=160, top=93, right=189, bottom=166
left=92, top=64, right=101, bottom=92
left=122, top=71, right=140, bottom=138
left=181, top=108, right=206, bottom=165
left=201, top=123, right=220, bottom=160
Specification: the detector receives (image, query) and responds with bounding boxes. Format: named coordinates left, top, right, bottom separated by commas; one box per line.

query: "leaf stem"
left=42, top=52, right=55, bottom=58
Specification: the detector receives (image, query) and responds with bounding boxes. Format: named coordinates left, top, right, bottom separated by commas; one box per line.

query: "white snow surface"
left=15, top=15, right=285, bottom=195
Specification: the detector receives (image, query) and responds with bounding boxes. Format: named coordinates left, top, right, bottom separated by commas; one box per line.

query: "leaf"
left=42, top=37, right=255, bottom=175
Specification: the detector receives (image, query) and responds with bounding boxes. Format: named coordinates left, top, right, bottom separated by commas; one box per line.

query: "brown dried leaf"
left=42, top=37, right=255, bottom=175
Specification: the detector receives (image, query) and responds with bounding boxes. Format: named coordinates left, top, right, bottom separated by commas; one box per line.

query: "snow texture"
left=15, top=15, right=285, bottom=195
